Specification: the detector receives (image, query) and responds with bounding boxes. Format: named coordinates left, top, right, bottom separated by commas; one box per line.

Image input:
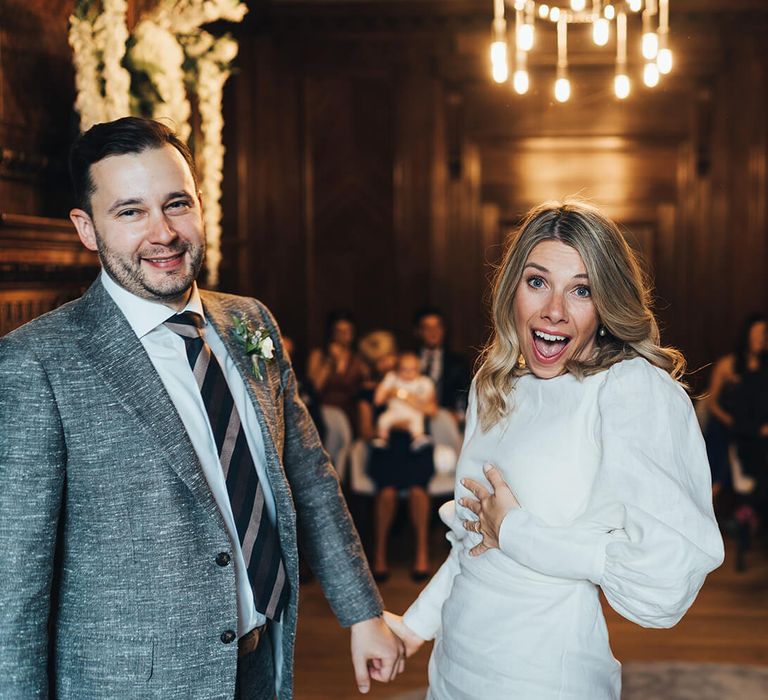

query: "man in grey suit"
left=0, top=117, right=404, bottom=699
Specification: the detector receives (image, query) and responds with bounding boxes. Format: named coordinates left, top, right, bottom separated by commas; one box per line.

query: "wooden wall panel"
left=306, top=73, right=397, bottom=341
left=222, top=4, right=768, bottom=376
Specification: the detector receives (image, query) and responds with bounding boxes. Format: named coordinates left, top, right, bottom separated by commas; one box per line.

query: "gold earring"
left=517, top=353, right=526, bottom=368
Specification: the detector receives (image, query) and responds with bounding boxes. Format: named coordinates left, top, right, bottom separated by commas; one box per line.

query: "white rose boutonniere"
left=232, top=313, right=275, bottom=380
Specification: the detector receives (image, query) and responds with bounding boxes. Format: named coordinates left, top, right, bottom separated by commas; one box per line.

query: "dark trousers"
left=235, top=631, right=276, bottom=700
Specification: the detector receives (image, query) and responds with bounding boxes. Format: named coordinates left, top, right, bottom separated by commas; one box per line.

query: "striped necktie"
left=164, top=311, right=288, bottom=620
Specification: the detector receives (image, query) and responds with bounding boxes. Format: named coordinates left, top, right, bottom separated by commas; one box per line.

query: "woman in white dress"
left=384, top=200, right=724, bottom=699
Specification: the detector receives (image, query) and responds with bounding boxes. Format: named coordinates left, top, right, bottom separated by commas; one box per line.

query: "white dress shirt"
left=102, top=271, right=273, bottom=636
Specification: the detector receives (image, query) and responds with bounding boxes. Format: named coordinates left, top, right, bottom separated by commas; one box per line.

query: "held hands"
left=382, top=610, right=426, bottom=658
left=349, top=615, right=406, bottom=693
left=460, top=464, right=520, bottom=556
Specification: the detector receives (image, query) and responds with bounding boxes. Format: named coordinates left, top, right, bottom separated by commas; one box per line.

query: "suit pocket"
left=56, top=629, right=155, bottom=697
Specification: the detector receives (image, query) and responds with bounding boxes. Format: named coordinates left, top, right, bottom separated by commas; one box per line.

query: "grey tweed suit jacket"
left=0, top=278, right=382, bottom=699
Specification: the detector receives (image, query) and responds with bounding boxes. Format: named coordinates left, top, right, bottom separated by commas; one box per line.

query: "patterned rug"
left=387, top=662, right=768, bottom=699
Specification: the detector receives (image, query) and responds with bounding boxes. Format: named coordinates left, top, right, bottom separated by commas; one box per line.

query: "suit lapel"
left=72, top=280, right=227, bottom=531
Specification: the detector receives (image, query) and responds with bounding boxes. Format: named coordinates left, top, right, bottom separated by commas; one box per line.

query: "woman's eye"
left=527, top=276, right=545, bottom=289
left=574, top=286, right=592, bottom=298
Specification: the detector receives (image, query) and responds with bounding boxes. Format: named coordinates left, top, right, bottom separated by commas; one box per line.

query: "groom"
left=0, top=117, right=403, bottom=699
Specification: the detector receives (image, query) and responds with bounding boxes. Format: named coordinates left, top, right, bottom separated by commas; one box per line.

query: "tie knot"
left=164, top=311, right=205, bottom=339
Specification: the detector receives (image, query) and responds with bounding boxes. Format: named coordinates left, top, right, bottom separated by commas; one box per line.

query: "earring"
left=517, top=353, right=526, bottom=368
left=598, top=325, right=607, bottom=338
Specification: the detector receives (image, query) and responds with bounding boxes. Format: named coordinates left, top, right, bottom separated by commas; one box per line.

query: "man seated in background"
left=413, top=307, right=470, bottom=450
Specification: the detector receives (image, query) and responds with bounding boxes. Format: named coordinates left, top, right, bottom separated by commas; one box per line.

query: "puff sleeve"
left=497, top=358, right=724, bottom=628
left=402, top=383, right=480, bottom=640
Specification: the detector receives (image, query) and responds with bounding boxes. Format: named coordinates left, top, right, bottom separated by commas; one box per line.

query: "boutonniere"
left=232, top=313, right=275, bottom=380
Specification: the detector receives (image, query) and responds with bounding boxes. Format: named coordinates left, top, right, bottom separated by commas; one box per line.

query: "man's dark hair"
left=69, top=117, right=198, bottom=215
left=413, top=306, right=445, bottom=327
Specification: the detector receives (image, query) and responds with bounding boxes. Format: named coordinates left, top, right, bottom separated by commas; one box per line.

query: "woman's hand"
left=460, top=464, right=520, bottom=556
left=382, top=611, right=426, bottom=658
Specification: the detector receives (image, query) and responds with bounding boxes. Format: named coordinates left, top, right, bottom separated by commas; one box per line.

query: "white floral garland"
left=98, top=0, right=131, bottom=120
left=68, top=0, right=247, bottom=287
left=69, top=13, right=106, bottom=130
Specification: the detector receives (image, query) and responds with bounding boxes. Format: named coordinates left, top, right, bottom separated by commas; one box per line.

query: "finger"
left=459, top=497, right=480, bottom=515
left=370, top=656, right=397, bottom=684
left=351, top=654, right=371, bottom=693
left=469, top=542, right=490, bottom=557
left=462, top=518, right=479, bottom=532
left=388, top=654, right=402, bottom=682
left=461, top=478, right=489, bottom=500
left=482, top=464, right=508, bottom=492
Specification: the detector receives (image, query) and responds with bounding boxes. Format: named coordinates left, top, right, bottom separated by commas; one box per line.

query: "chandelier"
left=490, top=1, right=673, bottom=101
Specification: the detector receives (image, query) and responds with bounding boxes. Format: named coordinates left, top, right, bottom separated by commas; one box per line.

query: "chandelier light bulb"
left=571, top=0, right=586, bottom=11
left=643, top=62, right=660, bottom=87
left=657, top=47, right=673, bottom=74
left=514, top=0, right=526, bottom=10
left=539, top=4, right=550, bottom=19
left=513, top=69, right=530, bottom=94
left=604, top=5, right=616, bottom=20
left=628, top=0, right=642, bottom=11
left=491, top=41, right=509, bottom=83
left=555, top=77, right=571, bottom=102
left=593, top=18, right=610, bottom=46
left=642, top=31, right=659, bottom=60
left=614, top=74, right=630, bottom=99
left=550, top=6, right=560, bottom=22
left=518, top=23, right=535, bottom=52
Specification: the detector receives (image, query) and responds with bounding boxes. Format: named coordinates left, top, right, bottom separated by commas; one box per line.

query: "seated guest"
left=414, top=307, right=470, bottom=452
left=307, top=310, right=369, bottom=434
left=354, top=340, right=435, bottom=582
left=373, top=351, right=437, bottom=448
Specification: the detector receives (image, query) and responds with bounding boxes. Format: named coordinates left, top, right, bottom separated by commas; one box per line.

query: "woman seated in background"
left=704, top=313, right=767, bottom=494
left=356, top=334, right=436, bottom=583
left=307, top=311, right=370, bottom=429
left=385, top=200, right=724, bottom=700
left=306, top=312, right=369, bottom=474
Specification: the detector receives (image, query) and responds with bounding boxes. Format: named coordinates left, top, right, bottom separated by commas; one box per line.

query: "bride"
left=385, top=200, right=724, bottom=699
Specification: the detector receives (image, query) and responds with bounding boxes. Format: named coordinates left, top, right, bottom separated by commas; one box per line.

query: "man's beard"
left=94, top=231, right=205, bottom=303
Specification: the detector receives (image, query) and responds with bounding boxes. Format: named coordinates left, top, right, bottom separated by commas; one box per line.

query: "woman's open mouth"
left=531, top=329, right=571, bottom=362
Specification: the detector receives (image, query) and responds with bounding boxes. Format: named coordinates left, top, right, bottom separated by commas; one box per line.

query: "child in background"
left=374, top=351, right=437, bottom=448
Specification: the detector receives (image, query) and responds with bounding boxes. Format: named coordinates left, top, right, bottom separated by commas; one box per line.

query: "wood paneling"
left=0, top=0, right=766, bottom=386
left=222, top=3, right=768, bottom=375
left=0, top=212, right=98, bottom=334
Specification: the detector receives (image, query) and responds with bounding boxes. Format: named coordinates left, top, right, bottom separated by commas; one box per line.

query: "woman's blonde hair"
left=475, top=199, right=685, bottom=432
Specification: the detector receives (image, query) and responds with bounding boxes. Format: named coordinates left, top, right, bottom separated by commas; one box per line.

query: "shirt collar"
left=100, top=270, right=205, bottom=340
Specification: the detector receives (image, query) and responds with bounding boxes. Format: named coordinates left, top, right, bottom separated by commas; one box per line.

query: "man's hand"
left=350, top=615, right=406, bottom=693
left=382, top=611, right=426, bottom=657
left=460, top=464, right=520, bottom=556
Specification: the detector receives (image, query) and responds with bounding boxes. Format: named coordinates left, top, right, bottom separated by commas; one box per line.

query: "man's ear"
left=70, top=208, right=98, bottom=252
left=197, top=189, right=204, bottom=214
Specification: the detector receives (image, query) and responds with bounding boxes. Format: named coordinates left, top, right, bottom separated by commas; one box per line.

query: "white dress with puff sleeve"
left=403, top=357, right=724, bottom=700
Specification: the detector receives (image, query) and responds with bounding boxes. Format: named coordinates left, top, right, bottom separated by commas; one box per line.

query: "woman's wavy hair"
left=475, top=199, right=685, bottom=432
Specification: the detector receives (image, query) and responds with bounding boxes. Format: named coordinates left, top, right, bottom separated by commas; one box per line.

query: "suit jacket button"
left=216, top=552, right=231, bottom=567
left=221, top=630, right=236, bottom=644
